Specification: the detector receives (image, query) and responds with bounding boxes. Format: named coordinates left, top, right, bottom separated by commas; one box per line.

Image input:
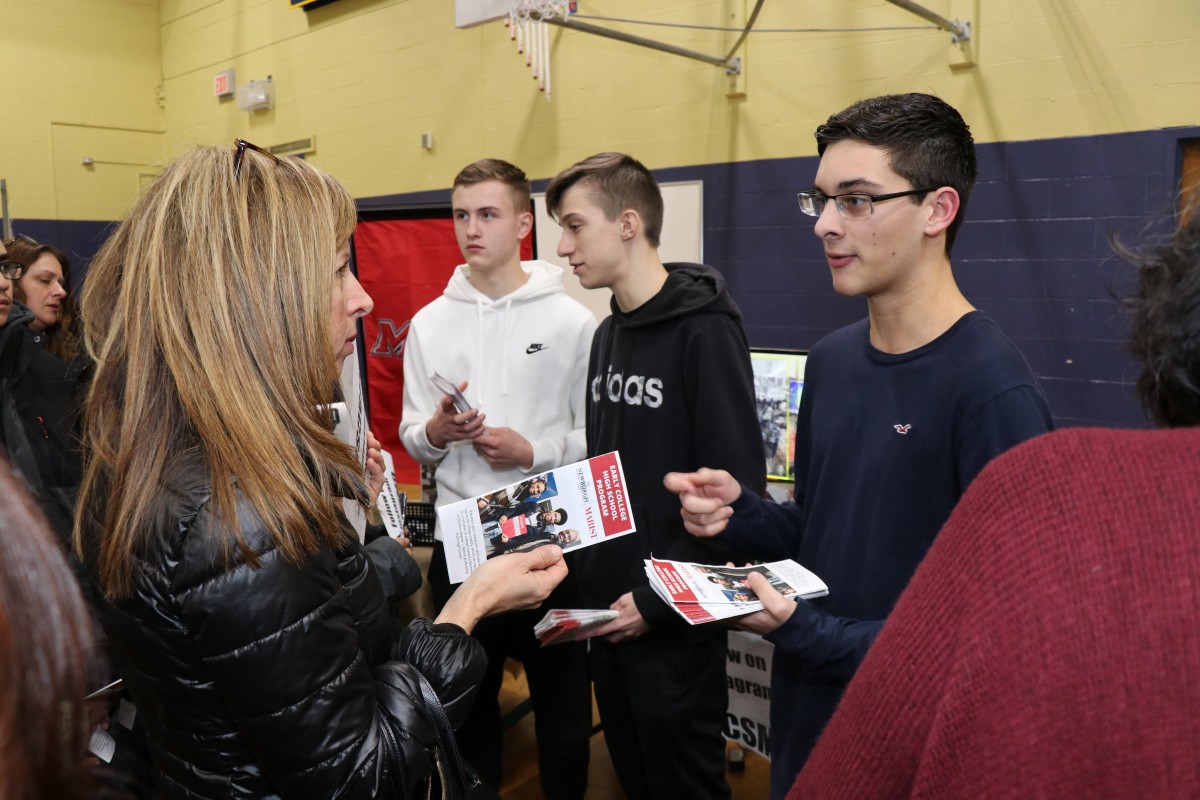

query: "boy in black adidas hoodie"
left=546, top=153, right=765, bottom=800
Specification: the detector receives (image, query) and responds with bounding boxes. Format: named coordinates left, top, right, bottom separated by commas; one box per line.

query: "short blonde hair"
left=77, top=144, right=363, bottom=597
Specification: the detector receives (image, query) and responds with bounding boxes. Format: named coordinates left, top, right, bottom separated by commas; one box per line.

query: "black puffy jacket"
left=0, top=302, right=81, bottom=540
left=82, top=454, right=486, bottom=799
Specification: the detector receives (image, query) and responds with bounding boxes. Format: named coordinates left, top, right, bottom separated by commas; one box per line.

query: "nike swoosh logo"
left=526, top=344, right=548, bottom=354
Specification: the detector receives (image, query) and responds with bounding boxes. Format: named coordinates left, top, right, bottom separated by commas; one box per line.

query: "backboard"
left=455, top=0, right=510, bottom=28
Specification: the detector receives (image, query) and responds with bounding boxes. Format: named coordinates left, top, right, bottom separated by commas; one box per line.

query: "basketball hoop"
left=510, top=0, right=571, bottom=22
left=507, top=0, right=573, bottom=101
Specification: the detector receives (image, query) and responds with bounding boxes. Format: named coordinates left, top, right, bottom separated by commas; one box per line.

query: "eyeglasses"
left=797, top=187, right=936, bottom=220
left=0, top=261, right=24, bottom=280
left=233, top=138, right=281, bottom=180
left=2, top=233, right=39, bottom=252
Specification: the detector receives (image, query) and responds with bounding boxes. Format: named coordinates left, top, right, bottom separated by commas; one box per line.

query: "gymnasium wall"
left=154, top=0, right=1199, bottom=194
left=5, top=0, right=1200, bottom=426
left=653, top=127, right=1197, bottom=428
left=0, top=0, right=162, bottom=284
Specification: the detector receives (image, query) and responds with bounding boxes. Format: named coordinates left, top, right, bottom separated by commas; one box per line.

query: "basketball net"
left=508, top=0, right=572, bottom=102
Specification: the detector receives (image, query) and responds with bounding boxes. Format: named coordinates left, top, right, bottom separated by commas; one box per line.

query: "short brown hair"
left=545, top=152, right=664, bottom=248
left=453, top=158, right=531, bottom=215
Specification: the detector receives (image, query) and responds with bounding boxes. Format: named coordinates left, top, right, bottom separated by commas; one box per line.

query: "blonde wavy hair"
left=75, top=144, right=363, bottom=598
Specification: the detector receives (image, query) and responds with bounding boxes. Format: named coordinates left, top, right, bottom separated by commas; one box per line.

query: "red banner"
left=352, top=215, right=532, bottom=493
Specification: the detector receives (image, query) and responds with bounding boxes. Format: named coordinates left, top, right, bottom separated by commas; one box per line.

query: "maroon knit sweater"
left=791, top=427, right=1200, bottom=799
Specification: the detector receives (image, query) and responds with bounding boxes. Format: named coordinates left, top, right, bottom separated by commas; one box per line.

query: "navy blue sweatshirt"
left=721, top=311, right=1054, bottom=798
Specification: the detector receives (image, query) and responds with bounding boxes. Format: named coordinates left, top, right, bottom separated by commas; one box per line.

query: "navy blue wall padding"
left=11, top=218, right=116, bottom=292
left=645, top=127, right=1200, bottom=429
left=53, top=125, right=1198, bottom=429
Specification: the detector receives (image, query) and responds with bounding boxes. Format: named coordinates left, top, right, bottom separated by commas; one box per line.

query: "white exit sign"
left=214, top=69, right=236, bottom=98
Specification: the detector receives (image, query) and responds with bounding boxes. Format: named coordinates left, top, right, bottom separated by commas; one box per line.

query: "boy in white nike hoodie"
left=399, top=159, right=597, bottom=799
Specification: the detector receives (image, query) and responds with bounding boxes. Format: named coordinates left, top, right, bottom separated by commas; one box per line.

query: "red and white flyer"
left=533, top=609, right=619, bottom=646
left=437, top=451, right=636, bottom=584
left=646, top=558, right=829, bottom=625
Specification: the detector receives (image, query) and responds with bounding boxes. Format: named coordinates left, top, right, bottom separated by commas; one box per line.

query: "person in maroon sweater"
left=789, top=202, right=1200, bottom=798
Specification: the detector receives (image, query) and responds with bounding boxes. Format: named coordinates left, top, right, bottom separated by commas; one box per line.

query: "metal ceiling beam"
left=536, top=13, right=742, bottom=73
left=531, top=0, right=768, bottom=76
left=884, top=0, right=971, bottom=42
left=531, top=1, right=969, bottom=76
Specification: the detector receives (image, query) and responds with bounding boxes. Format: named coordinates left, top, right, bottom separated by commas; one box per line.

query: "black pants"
left=589, top=631, right=731, bottom=800
left=428, top=543, right=592, bottom=800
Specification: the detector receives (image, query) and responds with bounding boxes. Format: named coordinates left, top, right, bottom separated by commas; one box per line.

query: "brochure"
left=430, top=371, right=471, bottom=413
left=533, top=609, right=618, bottom=646
left=327, top=399, right=406, bottom=541
left=645, top=558, right=829, bottom=625
left=85, top=678, right=125, bottom=702
left=437, top=451, right=636, bottom=584
left=325, top=354, right=408, bottom=541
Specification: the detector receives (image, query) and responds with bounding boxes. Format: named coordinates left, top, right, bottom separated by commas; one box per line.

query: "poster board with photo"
left=749, top=348, right=807, bottom=483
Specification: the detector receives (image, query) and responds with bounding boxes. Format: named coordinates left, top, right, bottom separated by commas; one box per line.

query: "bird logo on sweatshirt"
left=893, top=423, right=912, bottom=434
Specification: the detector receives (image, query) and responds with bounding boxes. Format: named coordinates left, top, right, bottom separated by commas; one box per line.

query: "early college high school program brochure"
left=437, top=451, right=636, bottom=584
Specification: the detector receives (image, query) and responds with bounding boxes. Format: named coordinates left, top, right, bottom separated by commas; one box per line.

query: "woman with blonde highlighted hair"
left=75, top=142, right=568, bottom=799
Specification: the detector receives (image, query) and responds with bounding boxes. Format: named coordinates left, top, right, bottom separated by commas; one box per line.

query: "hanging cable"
left=725, top=0, right=766, bottom=60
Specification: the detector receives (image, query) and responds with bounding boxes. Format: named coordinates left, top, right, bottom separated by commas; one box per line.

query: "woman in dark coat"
left=74, top=143, right=567, bottom=799
left=0, top=251, right=79, bottom=540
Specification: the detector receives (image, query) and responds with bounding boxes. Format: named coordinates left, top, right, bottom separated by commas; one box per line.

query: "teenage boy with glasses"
left=665, top=93, right=1055, bottom=799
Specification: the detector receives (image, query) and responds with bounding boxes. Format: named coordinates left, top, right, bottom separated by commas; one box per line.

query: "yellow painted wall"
left=5, top=0, right=1200, bottom=218
left=154, top=0, right=1200, bottom=200
left=0, top=0, right=163, bottom=221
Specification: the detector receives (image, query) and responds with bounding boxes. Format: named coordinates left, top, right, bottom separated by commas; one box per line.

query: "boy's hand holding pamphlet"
left=646, top=558, right=829, bottom=625
left=533, top=609, right=619, bottom=646
left=436, top=451, right=636, bottom=584
left=430, top=371, right=472, bottom=414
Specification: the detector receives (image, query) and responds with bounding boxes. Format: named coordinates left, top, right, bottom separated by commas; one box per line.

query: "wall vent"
left=269, top=137, right=316, bottom=156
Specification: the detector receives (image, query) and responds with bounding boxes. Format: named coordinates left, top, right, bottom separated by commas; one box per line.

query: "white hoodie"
left=399, top=260, right=598, bottom=538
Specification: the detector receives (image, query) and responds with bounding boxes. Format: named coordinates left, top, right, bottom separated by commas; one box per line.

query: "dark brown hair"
left=815, top=93, right=977, bottom=255
left=0, top=456, right=96, bottom=799
left=5, top=237, right=77, bottom=362
left=1117, top=204, right=1200, bottom=427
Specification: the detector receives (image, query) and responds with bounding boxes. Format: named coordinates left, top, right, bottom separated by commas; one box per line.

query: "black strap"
left=415, top=672, right=472, bottom=799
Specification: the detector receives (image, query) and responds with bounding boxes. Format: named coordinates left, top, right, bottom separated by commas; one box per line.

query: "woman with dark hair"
left=0, top=242, right=79, bottom=540
left=788, top=203, right=1200, bottom=798
left=0, top=455, right=97, bottom=800
left=5, top=235, right=76, bottom=362
left=75, top=142, right=568, bottom=798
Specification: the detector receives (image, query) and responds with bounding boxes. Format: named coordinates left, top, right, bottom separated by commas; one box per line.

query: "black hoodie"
left=575, top=263, right=766, bottom=633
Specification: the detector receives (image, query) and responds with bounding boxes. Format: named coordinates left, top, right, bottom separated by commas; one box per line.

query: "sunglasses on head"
left=233, top=138, right=281, bottom=180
